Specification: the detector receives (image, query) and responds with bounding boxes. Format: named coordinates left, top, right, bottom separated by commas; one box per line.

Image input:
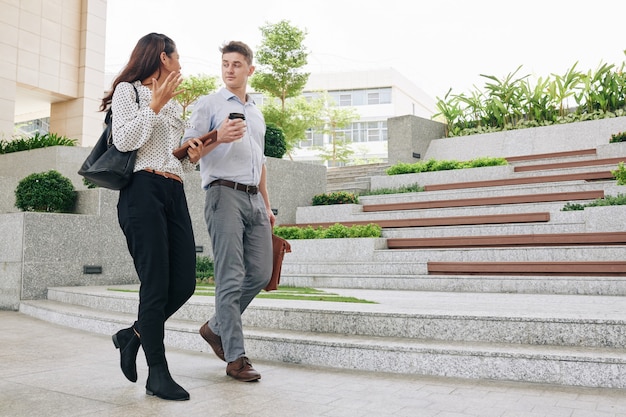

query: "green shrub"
left=264, top=123, right=287, bottom=158
left=82, top=177, right=98, bottom=188
left=562, top=193, right=626, bottom=211
left=359, top=183, right=424, bottom=196
left=15, top=170, right=76, bottom=212
left=273, top=223, right=382, bottom=239
left=0, top=132, right=76, bottom=154
left=612, top=162, right=626, bottom=185
left=385, top=157, right=507, bottom=176
left=311, top=191, right=358, bottom=205
left=196, top=256, right=214, bottom=284
left=610, top=132, right=626, bottom=143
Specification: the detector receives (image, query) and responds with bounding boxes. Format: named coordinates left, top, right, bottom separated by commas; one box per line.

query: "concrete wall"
left=0, top=146, right=326, bottom=309
left=387, top=114, right=626, bottom=164
left=387, top=115, right=446, bottom=165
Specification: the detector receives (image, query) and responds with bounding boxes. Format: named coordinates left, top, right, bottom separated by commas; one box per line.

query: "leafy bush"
left=196, top=256, right=215, bottom=284
left=433, top=61, right=626, bottom=138
left=386, top=157, right=508, bottom=175
left=562, top=193, right=626, bottom=211
left=609, top=132, right=626, bottom=143
left=311, top=191, right=358, bottom=205
left=273, top=223, right=382, bottom=239
left=0, top=132, right=76, bottom=154
left=15, top=170, right=76, bottom=212
left=82, top=177, right=98, bottom=188
left=612, top=162, right=626, bottom=185
left=359, top=183, right=424, bottom=196
left=264, top=122, right=287, bottom=158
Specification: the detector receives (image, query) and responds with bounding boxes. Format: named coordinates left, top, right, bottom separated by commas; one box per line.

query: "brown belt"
left=209, top=179, right=258, bottom=194
left=143, top=169, right=182, bottom=183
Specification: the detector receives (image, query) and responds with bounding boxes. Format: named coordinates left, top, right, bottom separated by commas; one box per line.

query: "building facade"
left=1, top=0, right=106, bottom=146
left=265, top=68, right=437, bottom=166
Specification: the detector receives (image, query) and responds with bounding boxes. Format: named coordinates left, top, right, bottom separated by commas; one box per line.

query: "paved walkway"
left=2, top=310, right=626, bottom=417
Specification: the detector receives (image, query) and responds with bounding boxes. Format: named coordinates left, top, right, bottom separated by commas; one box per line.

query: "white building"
left=276, top=68, right=437, bottom=166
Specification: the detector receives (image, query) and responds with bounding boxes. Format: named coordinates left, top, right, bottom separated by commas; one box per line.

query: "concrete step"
left=17, top=287, right=626, bottom=388
left=282, top=272, right=626, bottom=295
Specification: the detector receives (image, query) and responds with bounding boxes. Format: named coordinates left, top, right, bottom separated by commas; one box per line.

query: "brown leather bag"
left=265, top=234, right=291, bottom=291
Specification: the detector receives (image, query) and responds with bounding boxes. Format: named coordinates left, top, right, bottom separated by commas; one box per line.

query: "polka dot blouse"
left=111, top=81, right=196, bottom=179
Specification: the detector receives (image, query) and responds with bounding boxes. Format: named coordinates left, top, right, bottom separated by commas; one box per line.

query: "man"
left=183, top=41, right=275, bottom=382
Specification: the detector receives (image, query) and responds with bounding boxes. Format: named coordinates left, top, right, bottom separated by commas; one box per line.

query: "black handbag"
left=78, top=84, right=139, bottom=190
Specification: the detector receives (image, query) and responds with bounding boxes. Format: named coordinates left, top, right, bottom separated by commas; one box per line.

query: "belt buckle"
left=244, top=184, right=253, bottom=193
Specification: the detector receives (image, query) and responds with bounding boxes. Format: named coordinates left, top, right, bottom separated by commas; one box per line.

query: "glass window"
left=367, top=92, right=380, bottom=105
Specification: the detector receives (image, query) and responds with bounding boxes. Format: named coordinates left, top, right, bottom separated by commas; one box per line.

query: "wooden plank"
left=278, top=212, right=551, bottom=229
left=387, top=232, right=626, bottom=249
left=362, top=190, right=604, bottom=212
left=423, top=171, right=614, bottom=192
left=514, top=156, right=626, bottom=172
left=427, top=261, right=626, bottom=276
left=505, top=148, right=597, bottom=162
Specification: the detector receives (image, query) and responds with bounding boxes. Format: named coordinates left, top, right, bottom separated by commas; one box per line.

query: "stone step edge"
left=17, top=299, right=626, bottom=389
left=41, top=289, right=626, bottom=348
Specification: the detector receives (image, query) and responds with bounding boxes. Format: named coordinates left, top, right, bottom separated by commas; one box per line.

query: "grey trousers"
left=204, top=184, right=272, bottom=362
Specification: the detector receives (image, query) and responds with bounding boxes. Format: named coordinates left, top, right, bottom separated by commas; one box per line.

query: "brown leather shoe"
left=199, top=322, right=225, bottom=362
left=226, top=356, right=261, bottom=382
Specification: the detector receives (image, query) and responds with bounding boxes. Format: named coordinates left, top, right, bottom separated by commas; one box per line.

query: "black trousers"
left=117, top=171, right=196, bottom=366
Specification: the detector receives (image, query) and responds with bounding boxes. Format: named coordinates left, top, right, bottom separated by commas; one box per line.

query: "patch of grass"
left=108, top=285, right=376, bottom=304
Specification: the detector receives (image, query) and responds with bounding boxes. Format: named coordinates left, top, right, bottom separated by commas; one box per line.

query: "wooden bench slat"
left=423, top=171, right=614, bottom=192
left=427, top=261, right=626, bottom=276
left=514, top=156, right=626, bottom=172
left=362, top=190, right=604, bottom=212
left=387, top=232, right=626, bottom=249
left=505, top=148, right=597, bottom=162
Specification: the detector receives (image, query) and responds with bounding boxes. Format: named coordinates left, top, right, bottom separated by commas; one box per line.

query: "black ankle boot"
left=146, top=363, right=189, bottom=401
left=112, top=327, right=141, bottom=383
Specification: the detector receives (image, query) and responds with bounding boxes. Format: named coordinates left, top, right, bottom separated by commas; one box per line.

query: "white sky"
left=105, top=0, right=626, bottom=101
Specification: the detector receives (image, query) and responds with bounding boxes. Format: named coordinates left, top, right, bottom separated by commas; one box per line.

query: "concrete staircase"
left=325, top=162, right=390, bottom=193
left=17, top=136, right=626, bottom=389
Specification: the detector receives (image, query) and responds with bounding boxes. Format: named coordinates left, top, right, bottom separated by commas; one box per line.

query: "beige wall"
left=0, top=0, right=106, bottom=146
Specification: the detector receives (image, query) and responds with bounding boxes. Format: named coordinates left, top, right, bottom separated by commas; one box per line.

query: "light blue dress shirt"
left=182, top=88, right=266, bottom=189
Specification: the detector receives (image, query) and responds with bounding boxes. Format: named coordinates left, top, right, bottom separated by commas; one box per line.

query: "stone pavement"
left=2, top=310, right=626, bottom=417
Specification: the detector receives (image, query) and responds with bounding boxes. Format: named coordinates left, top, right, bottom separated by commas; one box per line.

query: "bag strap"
left=106, top=83, right=140, bottom=146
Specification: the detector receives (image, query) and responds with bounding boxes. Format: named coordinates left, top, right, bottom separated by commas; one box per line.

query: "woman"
left=104, top=33, right=203, bottom=401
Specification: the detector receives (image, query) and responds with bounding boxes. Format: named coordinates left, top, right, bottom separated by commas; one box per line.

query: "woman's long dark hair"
left=100, top=33, right=177, bottom=111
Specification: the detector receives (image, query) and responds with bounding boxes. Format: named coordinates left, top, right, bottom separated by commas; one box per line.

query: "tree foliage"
left=313, top=94, right=360, bottom=165
left=175, top=74, right=219, bottom=119
left=251, top=20, right=309, bottom=109
left=262, top=95, right=324, bottom=157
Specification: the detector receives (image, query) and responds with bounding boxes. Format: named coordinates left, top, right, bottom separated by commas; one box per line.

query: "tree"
left=313, top=95, right=360, bottom=166
left=251, top=20, right=309, bottom=110
left=262, top=95, right=324, bottom=158
left=175, top=74, right=219, bottom=119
